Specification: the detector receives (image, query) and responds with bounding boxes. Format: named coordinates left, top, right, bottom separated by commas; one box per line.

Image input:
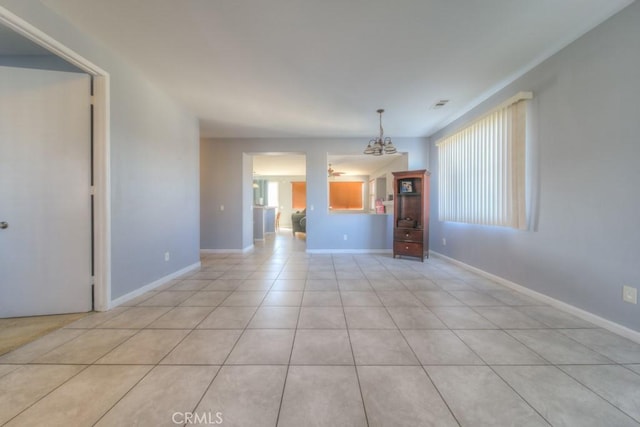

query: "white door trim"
left=0, top=6, right=111, bottom=311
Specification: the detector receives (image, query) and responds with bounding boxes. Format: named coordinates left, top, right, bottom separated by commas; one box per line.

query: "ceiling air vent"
left=431, top=99, right=449, bottom=109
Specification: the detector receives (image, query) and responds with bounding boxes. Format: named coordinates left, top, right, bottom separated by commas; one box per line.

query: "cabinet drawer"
left=394, top=229, right=423, bottom=242
left=394, top=241, right=424, bottom=258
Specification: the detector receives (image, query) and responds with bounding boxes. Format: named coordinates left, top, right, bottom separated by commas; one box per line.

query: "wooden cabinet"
left=392, top=169, right=430, bottom=261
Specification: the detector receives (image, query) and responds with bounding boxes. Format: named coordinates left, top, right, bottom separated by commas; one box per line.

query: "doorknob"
left=0, top=222, right=8, bottom=229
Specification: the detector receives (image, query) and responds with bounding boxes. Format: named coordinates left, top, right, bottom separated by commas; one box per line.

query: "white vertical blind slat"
left=437, top=97, right=529, bottom=229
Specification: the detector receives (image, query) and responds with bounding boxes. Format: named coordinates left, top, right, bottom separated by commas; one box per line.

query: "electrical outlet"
left=343, top=234, right=348, bottom=241
left=623, top=285, right=637, bottom=304
left=442, top=238, right=447, bottom=246
left=164, top=252, right=170, bottom=262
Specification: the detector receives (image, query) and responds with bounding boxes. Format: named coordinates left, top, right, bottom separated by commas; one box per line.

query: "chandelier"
left=363, top=109, right=397, bottom=156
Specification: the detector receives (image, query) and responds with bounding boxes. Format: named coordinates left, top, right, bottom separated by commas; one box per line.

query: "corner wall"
left=429, top=3, right=640, bottom=332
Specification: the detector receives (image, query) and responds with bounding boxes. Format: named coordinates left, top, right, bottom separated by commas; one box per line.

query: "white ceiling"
left=252, top=152, right=406, bottom=176
left=253, top=154, right=306, bottom=176
left=42, top=0, right=633, bottom=138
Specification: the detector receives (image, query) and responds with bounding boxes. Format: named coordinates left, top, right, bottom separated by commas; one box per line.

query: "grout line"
left=274, top=254, right=305, bottom=427
left=336, top=255, right=370, bottom=427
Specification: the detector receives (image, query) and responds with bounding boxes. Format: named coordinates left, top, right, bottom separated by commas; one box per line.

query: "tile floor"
left=1, top=232, right=640, bottom=426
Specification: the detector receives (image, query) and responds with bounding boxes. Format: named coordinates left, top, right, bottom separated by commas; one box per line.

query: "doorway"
left=251, top=153, right=307, bottom=244
left=0, top=7, right=111, bottom=313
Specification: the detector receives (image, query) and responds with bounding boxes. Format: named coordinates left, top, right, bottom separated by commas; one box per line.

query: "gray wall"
left=201, top=137, right=429, bottom=251
left=0, top=54, right=84, bottom=72
left=429, top=3, right=640, bottom=331
left=1, top=1, right=201, bottom=300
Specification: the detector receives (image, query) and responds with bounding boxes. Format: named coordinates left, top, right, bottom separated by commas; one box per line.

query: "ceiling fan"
left=328, top=163, right=345, bottom=177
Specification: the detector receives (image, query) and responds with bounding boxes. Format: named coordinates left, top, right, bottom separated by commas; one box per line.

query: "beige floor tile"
left=340, top=291, right=382, bottom=307
left=278, top=366, right=367, bottom=427
left=507, top=329, right=613, bottom=364
left=170, top=279, right=212, bottom=291
left=558, top=329, right=640, bottom=363
left=358, top=366, right=458, bottom=426
left=427, top=365, right=548, bottom=427
left=120, top=292, right=156, bottom=306
left=202, top=279, right=242, bottom=291
left=454, top=330, right=547, bottom=365
left=560, top=365, right=640, bottom=423
left=413, top=291, right=464, bottom=307
left=495, top=365, right=637, bottom=426
left=137, top=291, right=196, bottom=307
left=64, top=307, right=130, bottom=329
left=97, top=307, right=171, bottom=329
left=403, top=330, right=484, bottom=365
left=376, top=291, right=424, bottom=307
left=298, top=307, right=346, bottom=329
left=180, top=291, right=231, bottom=307
left=96, top=365, right=219, bottom=426
left=338, top=279, right=373, bottom=291
left=261, top=291, right=303, bottom=306
left=226, top=329, right=294, bottom=364
left=0, top=364, right=19, bottom=378
left=290, top=329, right=354, bottom=365
left=147, top=306, right=214, bottom=329
left=5, top=365, right=151, bottom=427
left=0, top=328, right=85, bottom=363
left=96, top=329, right=190, bottom=364
left=197, top=307, right=257, bottom=329
left=517, top=306, right=596, bottom=328
left=301, top=291, right=342, bottom=307
left=430, top=306, right=498, bottom=329
left=220, top=291, right=267, bottom=306
left=270, top=279, right=306, bottom=290
left=387, top=307, right=447, bottom=329
left=349, top=330, right=419, bottom=365
left=344, top=307, right=396, bottom=329
left=0, top=364, right=85, bottom=425
left=35, top=329, right=138, bottom=364
left=235, top=279, right=274, bottom=291
left=473, top=306, right=546, bottom=329
left=247, top=306, right=299, bottom=328
left=161, top=330, right=241, bottom=365
left=194, top=365, right=286, bottom=427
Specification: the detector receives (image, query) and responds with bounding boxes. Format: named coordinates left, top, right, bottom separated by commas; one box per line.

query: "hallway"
left=1, top=233, right=640, bottom=426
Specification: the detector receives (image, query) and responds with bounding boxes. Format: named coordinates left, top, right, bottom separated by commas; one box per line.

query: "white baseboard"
left=430, top=251, right=640, bottom=344
left=306, top=249, right=393, bottom=254
left=200, top=245, right=255, bottom=254
left=109, top=261, right=201, bottom=309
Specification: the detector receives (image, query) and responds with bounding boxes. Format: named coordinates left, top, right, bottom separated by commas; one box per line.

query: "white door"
left=0, top=66, right=92, bottom=317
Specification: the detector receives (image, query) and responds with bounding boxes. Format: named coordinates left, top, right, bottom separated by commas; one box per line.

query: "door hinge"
left=90, top=186, right=96, bottom=195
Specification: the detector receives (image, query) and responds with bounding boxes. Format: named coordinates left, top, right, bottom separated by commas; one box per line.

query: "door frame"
left=0, top=6, right=111, bottom=311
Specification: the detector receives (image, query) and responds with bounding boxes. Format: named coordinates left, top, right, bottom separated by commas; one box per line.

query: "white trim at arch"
left=0, top=6, right=111, bottom=311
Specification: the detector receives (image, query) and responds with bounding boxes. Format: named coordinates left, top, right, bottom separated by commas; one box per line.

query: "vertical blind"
left=291, top=181, right=306, bottom=210
left=329, top=182, right=364, bottom=210
left=437, top=92, right=531, bottom=229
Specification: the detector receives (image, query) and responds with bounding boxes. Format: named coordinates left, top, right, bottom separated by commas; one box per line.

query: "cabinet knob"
left=405, top=246, right=409, bottom=250
left=405, top=233, right=409, bottom=237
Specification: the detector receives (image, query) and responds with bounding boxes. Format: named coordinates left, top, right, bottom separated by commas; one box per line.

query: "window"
left=329, top=182, right=363, bottom=210
left=267, top=181, right=279, bottom=207
left=437, top=92, right=531, bottom=229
